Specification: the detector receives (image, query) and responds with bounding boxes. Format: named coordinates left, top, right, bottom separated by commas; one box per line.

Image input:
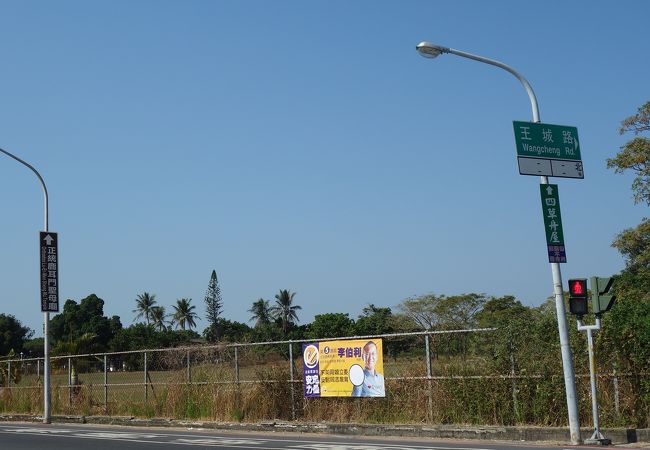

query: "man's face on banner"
left=362, top=343, right=378, bottom=372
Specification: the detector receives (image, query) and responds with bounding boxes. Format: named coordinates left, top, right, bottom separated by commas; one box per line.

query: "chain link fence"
left=0, top=329, right=647, bottom=426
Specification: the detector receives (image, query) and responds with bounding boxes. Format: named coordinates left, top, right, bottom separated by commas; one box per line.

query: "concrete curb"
left=1, top=414, right=648, bottom=445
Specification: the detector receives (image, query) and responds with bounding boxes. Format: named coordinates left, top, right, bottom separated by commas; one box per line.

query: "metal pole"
left=37, top=359, right=40, bottom=380
left=144, top=352, right=148, bottom=404
left=187, top=350, right=191, bottom=383
left=509, top=340, right=520, bottom=422
left=44, top=312, right=50, bottom=422
left=0, top=147, right=52, bottom=424
left=577, top=317, right=609, bottom=444
left=7, top=361, right=11, bottom=386
left=234, top=346, right=241, bottom=414
left=415, top=45, right=581, bottom=444
left=587, top=329, right=601, bottom=436
left=234, top=347, right=240, bottom=382
left=104, top=354, right=108, bottom=412
left=68, top=357, right=72, bottom=407
left=548, top=228, right=581, bottom=444
left=425, top=334, right=433, bottom=422
left=289, top=342, right=295, bottom=420
left=613, top=367, right=620, bottom=415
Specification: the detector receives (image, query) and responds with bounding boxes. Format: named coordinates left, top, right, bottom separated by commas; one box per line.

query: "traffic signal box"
left=591, top=276, right=616, bottom=316
left=567, top=277, right=616, bottom=318
left=568, top=278, right=589, bottom=318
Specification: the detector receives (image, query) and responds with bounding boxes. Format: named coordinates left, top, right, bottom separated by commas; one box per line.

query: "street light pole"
left=0, top=147, right=52, bottom=424
left=416, top=42, right=581, bottom=445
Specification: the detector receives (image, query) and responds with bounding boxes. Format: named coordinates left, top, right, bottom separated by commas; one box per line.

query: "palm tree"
left=133, top=292, right=157, bottom=325
left=248, top=298, right=272, bottom=327
left=150, top=306, right=169, bottom=332
left=270, top=289, right=301, bottom=334
left=53, top=332, right=99, bottom=357
left=172, top=298, right=198, bottom=330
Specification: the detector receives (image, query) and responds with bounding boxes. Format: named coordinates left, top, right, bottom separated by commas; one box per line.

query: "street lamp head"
left=416, top=42, right=449, bottom=59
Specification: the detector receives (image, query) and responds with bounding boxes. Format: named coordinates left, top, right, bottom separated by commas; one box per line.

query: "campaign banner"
left=302, top=338, right=385, bottom=398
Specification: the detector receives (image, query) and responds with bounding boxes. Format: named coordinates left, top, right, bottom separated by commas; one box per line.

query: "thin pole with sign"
left=0, top=147, right=53, bottom=424
left=416, top=42, right=581, bottom=444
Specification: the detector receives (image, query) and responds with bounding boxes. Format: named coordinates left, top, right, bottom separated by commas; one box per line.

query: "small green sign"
left=540, top=184, right=566, bottom=263
left=514, top=121, right=581, bottom=161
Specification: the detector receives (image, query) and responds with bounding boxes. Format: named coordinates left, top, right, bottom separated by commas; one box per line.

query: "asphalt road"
left=0, top=422, right=600, bottom=450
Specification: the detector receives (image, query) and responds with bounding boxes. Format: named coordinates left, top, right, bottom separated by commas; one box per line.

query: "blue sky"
left=1, top=1, right=648, bottom=336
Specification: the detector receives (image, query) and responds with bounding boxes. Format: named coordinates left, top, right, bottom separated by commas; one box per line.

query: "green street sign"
left=513, top=121, right=584, bottom=179
left=540, top=184, right=566, bottom=263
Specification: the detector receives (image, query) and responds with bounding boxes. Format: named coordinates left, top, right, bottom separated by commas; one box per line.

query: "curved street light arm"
left=0, top=147, right=49, bottom=230
left=442, top=47, right=541, bottom=123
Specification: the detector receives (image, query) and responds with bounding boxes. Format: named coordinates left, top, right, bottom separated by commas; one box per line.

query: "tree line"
left=1, top=288, right=527, bottom=359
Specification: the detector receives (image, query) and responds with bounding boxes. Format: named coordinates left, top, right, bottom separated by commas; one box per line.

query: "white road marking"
left=0, top=428, right=283, bottom=448
left=0, top=425, right=501, bottom=450
left=3, top=427, right=75, bottom=434
left=288, top=444, right=496, bottom=450
left=175, top=438, right=266, bottom=445
left=289, top=445, right=421, bottom=450
left=74, top=431, right=165, bottom=439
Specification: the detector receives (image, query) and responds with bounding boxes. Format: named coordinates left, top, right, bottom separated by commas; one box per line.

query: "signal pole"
left=577, top=316, right=609, bottom=445
left=572, top=276, right=617, bottom=445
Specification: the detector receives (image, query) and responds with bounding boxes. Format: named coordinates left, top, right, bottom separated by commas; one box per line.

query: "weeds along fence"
left=0, top=328, right=648, bottom=427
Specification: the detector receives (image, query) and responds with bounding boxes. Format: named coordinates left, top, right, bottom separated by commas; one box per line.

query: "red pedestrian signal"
left=569, top=279, right=587, bottom=297
left=568, top=278, right=588, bottom=318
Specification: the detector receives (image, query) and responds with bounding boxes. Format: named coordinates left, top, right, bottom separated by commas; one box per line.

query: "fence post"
left=37, top=359, right=41, bottom=381
left=509, top=340, right=520, bottom=422
left=613, top=367, right=620, bottom=415
left=234, top=346, right=240, bottom=414
left=7, top=361, right=11, bottom=386
left=144, top=352, right=148, bottom=404
left=425, top=334, right=433, bottom=422
left=187, top=350, right=191, bottom=383
left=104, top=354, right=108, bottom=413
left=289, top=342, right=295, bottom=420
left=68, top=357, right=72, bottom=407
left=234, top=347, right=240, bottom=383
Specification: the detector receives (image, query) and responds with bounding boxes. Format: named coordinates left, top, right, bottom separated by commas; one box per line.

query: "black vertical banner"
left=40, top=232, right=59, bottom=312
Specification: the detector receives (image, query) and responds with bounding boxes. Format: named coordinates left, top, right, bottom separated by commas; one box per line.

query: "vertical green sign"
left=540, top=184, right=566, bottom=263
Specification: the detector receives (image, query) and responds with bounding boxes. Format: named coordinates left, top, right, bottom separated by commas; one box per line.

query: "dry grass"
left=2, top=351, right=648, bottom=427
